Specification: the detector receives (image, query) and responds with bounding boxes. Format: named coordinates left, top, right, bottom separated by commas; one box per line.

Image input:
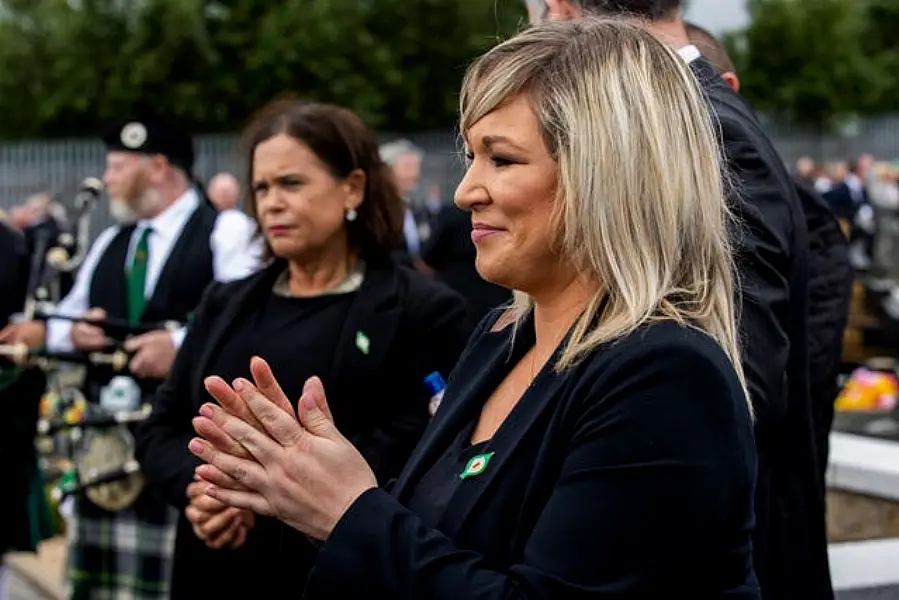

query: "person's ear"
left=342, top=169, right=366, bottom=213
left=722, top=72, right=741, bottom=94
left=546, top=0, right=582, bottom=21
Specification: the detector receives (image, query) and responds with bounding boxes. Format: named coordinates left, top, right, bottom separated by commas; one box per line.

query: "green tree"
left=0, top=0, right=525, bottom=139
left=727, top=0, right=886, bottom=130
left=860, top=0, right=899, bottom=113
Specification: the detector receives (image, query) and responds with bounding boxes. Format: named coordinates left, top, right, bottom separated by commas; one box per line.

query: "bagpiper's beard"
left=108, top=198, right=139, bottom=224
left=108, top=187, right=162, bottom=224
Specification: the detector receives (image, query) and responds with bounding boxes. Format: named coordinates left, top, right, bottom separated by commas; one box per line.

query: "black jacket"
left=305, top=316, right=759, bottom=599
left=0, top=222, right=28, bottom=327
left=691, top=57, right=832, bottom=600
left=795, top=179, right=853, bottom=485
left=0, top=222, right=46, bottom=555
left=134, top=257, right=471, bottom=597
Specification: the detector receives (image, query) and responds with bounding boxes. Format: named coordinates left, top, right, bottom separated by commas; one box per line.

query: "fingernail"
left=233, top=378, right=248, bottom=392
left=199, top=404, right=214, bottom=418
left=302, top=393, right=317, bottom=411
left=205, top=486, right=217, bottom=498
left=188, top=439, right=204, bottom=454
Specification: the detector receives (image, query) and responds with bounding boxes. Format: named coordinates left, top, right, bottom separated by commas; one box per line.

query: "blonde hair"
left=460, top=18, right=749, bottom=404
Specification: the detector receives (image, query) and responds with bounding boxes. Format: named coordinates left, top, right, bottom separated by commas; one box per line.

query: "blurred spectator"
left=381, top=139, right=422, bottom=199
left=796, top=157, right=815, bottom=184
left=380, top=139, right=428, bottom=270
left=207, top=172, right=241, bottom=212
left=813, top=163, right=833, bottom=194
left=825, top=156, right=874, bottom=269
left=205, top=172, right=263, bottom=266
left=8, top=205, right=31, bottom=231
left=869, top=162, right=899, bottom=282
left=869, top=162, right=899, bottom=211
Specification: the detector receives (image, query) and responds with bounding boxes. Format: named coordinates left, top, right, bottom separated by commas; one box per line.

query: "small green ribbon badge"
left=355, top=331, right=370, bottom=355
left=460, top=452, right=495, bottom=480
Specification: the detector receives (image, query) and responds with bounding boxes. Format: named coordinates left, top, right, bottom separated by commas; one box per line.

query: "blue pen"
left=424, top=371, right=447, bottom=416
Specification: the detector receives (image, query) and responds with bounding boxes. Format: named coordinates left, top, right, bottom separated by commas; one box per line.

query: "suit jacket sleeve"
left=134, top=281, right=225, bottom=510
left=305, top=338, right=755, bottom=598
left=0, top=224, right=27, bottom=326
left=349, top=283, right=469, bottom=482
left=719, top=112, right=796, bottom=430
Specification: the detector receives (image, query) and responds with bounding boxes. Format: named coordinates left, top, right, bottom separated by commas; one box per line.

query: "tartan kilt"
left=66, top=486, right=177, bottom=600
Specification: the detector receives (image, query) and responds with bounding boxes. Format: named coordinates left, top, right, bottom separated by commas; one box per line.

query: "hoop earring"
left=345, top=208, right=358, bottom=222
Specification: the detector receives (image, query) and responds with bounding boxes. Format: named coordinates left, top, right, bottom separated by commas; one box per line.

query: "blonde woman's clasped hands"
left=188, top=356, right=378, bottom=541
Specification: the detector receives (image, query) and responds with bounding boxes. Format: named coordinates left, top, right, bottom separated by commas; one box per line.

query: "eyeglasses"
left=523, top=0, right=549, bottom=22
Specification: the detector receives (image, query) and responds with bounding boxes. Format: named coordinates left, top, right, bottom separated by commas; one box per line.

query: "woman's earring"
left=345, top=208, right=358, bottom=222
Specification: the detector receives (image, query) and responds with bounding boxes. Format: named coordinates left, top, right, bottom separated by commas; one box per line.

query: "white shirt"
left=46, top=189, right=263, bottom=352
left=678, top=44, right=702, bottom=65
left=845, top=173, right=866, bottom=204
left=403, top=207, right=421, bottom=257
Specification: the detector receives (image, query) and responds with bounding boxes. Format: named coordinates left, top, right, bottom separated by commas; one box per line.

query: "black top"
left=406, top=419, right=490, bottom=530
left=212, top=291, right=354, bottom=391
left=305, top=315, right=760, bottom=599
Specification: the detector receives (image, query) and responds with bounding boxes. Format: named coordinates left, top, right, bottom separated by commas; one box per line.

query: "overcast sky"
left=685, top=0, right=750, bottom=34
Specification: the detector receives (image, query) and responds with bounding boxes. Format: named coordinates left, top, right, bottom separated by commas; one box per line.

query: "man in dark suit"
left=686, top=18, right=853, bottom=500
left=0, top=220, right=51, bottom=582
left=531, top=2, right=832, bottom=599
left=0, top=219, right=28, bottom=328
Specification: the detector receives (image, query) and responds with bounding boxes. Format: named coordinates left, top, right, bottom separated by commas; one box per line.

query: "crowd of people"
left=0, top=1, right=864, bottom=599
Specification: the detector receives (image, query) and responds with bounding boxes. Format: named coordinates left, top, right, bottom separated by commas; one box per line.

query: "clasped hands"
left=184, top=479, right=255, bottom=549
left=188, top=356, right=378, bottom=541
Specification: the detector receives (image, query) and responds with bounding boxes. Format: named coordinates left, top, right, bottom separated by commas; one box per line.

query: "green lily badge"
left=355, top=331, right=370, bottom=355
left=460, top=452, right=495, bottom=480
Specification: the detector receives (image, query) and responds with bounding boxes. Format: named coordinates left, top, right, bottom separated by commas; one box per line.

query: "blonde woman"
left=188, top=19, right=759, bottom=598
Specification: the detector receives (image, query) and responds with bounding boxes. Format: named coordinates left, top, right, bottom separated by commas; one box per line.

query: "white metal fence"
left=0, top=130, right=467, bottom=236
left=2, top=116, right=898, bottom=236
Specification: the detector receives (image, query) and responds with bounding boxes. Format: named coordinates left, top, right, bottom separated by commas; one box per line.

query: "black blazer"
left=304, top=316, right=759, bottom=599
left=0, top=222, right=27, bottom=327
left=0, top=222, right=46, bottom=556
left=691, top=59, right=831, bottom=600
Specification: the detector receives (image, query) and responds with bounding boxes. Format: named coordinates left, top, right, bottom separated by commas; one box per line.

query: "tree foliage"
left=725, top=0, right=899, bottom=130
left=0, top=0, right=525, bottom=139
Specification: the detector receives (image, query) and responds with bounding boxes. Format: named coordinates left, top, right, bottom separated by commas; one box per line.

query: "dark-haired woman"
left=134, top=100, right=470, bottom=598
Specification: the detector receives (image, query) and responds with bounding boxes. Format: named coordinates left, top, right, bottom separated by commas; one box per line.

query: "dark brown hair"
left=241, top=98, right=404, bottom=258
left=581, top=0, right=682, bottom=19
left=685, top=21, right=736, bottom=75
